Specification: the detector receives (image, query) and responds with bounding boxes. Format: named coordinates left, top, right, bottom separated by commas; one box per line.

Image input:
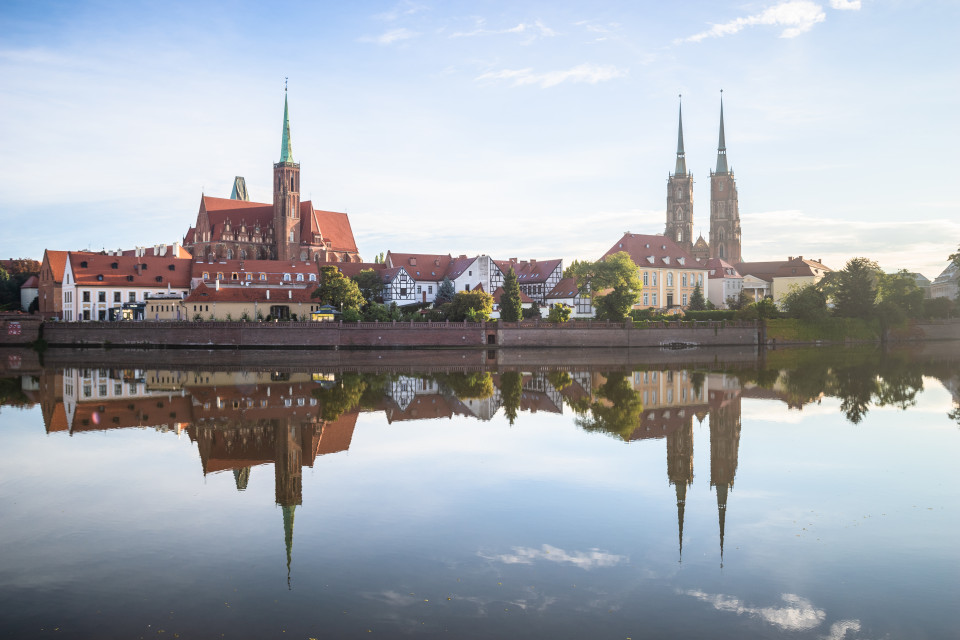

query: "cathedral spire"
left=675, top=95, right=687, bottom=176
left=283, top=504, right=296, bottom=589
left=715, top=91, right=728, bottom=174
left=676, top=481, right=687, bottom=562
left=279, top=83, right=294, bottom=164
left=717, top=482, right=728, bottom=567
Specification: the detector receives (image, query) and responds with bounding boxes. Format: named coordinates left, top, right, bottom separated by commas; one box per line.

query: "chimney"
left=288, top=290, right=292, bottom=300
left=215, top=279, right=220, bottom=291
left=530, top=259, right=537, bottom=265
left=173, top=241, right=181, bottom=256
left=266, top=289, right=270, bottom=300
left=788, top=256, right=794, bottom=261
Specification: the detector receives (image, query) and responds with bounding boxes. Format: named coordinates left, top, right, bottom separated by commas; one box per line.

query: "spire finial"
left=675, top=93, right=687, bottom=175
left=279, top=86, right=294, bottom=164
left=716, top=90, right=728, bottom=174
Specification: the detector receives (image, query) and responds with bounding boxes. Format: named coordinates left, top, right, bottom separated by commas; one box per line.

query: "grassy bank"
left=765, top=318, right=882, bottom=343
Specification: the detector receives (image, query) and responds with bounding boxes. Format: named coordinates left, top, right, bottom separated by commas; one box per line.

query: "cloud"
left=829, top=0, right=861, bottom=9
left=822, top=620, right=862, bottom=639
left=450, top=19, right=557, bottom=42
left=476, top=63, right=626, bottom=88
left=360, top=28, right=420, bottom=45
left=681, top=1, right=827, bottom=42
left=682, top=590, right=833, bottom=632
left=481, top=544, right=626, bottom=570
left=374, top=1, right=427, bottom=21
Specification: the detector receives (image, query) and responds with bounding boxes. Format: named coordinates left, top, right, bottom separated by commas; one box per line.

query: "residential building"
left=602, top=233, right=708, bottom=309
left=544, top=278, right=594, bottom=318
left=181, top=283, right=323, bottom=321
left=736, top=256, right=831, bottom=305
left=190, top=259, right=319, bottom=290
left=703, top=258, right=743, bottom=309
left=61, top=252, right=192, bottom=321
left=493, top=258, right=563, bottom=306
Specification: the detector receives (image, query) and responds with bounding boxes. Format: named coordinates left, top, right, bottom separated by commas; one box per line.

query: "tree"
left=563, top=259, right=587, bottom=279
left=688, top=284, right=707, bottom=311
left=374, top=252, right=385, bottom=264
left=547, top=303, right=571, bottom=323
left=499, top=266, right=522, bottom=322
left=824, top=257, right=880, bottom=318
left=569, top=251, right=642, bottom=320
left=499, top=371, right=523, bottom=425
left=447, top=290, right=493, bottom=321
left=950, top=245, right=960, bottom=268
left=876, top=270, right=924, bottom=320
left=435, top=276, right=455, bottom=304
left=352, top=269, right=384, bottom=305
left=312, top=266, right=364, bottom=311
left=522, top=301, right=542, bottom=320
left=726, top=290, right=750, bottom=310
left=781, top=284, right=828, bottom=321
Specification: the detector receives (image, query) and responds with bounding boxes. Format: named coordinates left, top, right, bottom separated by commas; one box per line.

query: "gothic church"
left=183, top=90, right=362, bottom=264
left=664, top=97, right=742, bottom=264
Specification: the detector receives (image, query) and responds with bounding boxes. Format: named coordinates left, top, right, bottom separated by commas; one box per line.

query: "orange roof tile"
left=69, top=253, right=192, bottom=289
left=602, top=233, right=699, bottom=268
left=183, top=282, right=315, bottom=304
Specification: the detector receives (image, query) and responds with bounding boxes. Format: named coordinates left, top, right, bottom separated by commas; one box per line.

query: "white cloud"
left=822, top=619, right=863, bottom=639
left=360, top=28, right=420, bottom=45
left=829, top=0, right=862, bottom=10
left=682, top=1, right=827, bottom=42
left=450, top=19, right=557, bottom=42
left=682, top=590, right=833, bottom=632
left=374, top=1, right=427, bottom=21
left=476, top=63, right=626, bottom=88
left=481, top=544, right=626, bottom=569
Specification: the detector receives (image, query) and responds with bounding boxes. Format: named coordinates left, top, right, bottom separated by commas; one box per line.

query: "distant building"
left=664, top=96, right=742, bottom=263
left=931, top=262, right=959, bottom=300
left=703, top=258, right=743, bottom=309
left=736, top=256, right=831, bottom=305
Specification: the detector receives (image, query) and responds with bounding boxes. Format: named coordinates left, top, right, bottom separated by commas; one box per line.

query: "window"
left=259, top=273, right=267, bottom=281
left=428, top=285, right=433, bottom=294
left=98, top=291, right=106, bottom=302
left=296, top=273, right=304, bottom=281
left=643, top=272, right=649, bottom=286
left=114, top=292, right=121, bottom=303
left=698, top=274, right=703, bottom=287
left=682, top=273, right=687, bottom=287
left=288, top=231, right=294, bottom=242
left=468, top=270, right=472, bottom=276
left=283, top=273, right=291, bottom=281
left=416, top=285, right=422, bottom=294
left=129, top=292, right=136, bottom=303
left=666, top=273, right=673, bottom=287
left=652, top=293, right=657, bottom=306
left=231, top=272, right=239, bottom=280
left=309, top=274, right=316, bottom=282
left=682, top=294, right=688, bottom=306
left=216, top=273, right=223, bottom=280
left=202, top=271, right=209, bottom=280
left=652, top=272, right=657, bottom=286
left=643, top=293, right=649, bottom=306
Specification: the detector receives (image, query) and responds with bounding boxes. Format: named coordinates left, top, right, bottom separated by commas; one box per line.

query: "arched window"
left=719, top=244, right=726, bottom=259
left=296, top=273, right=304, bottom=282
left=239, top=249, right=247, bottom=260
left=283, top=273, right=291, bottom=281
left=667, top=272, right=673, bottom=287
left=300, top=250, right=308, bottom=261
left=290, top=176, right=294, bottom=190
left=226, top=249, right=233, bottom=259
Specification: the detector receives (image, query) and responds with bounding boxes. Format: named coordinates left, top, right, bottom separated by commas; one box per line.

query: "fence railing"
left=48, top=319, right=759, bottom=330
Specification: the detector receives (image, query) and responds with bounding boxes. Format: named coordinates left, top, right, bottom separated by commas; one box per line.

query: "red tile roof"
left=311, top=207, right=359, bottom=253
left=316, top=262, right=385, bottom=279
left=492, top=286, right=533, bottom=304
left=69, top=253, right=192, bottom=288
left=494, top=259, right=562, bottom=283
left=43, top=250, right=71, bottom=284
left=736, top=257, right=831, bottom=282
left=602, top=233, right=700, bottom=268
left=191, top=259, right=318, bottom=286
left=386, top=252, right=454, bottom=281
left=546, top=277, right=583, bottom=299
left=21, top=275, right=39, bottom=288
left=704, top=258, right=743, bottom=280
left=183, top=282, right=315, bottom=303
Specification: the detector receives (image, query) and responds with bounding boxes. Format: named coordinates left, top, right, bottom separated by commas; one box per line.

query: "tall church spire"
left=279, top=82, right=294, bottom=164
left=283, top=504, right=296, bottom=588
left=715, top=91, right=728, bottom=174
left=675, top=95, right=687, bottom=176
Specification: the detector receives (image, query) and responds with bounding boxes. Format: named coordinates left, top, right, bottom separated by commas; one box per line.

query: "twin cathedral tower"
left=663, top=95, right=742, bottom=264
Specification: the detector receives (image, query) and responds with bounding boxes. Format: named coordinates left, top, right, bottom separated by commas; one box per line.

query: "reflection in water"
left=1, top=345, right=959, bottom=638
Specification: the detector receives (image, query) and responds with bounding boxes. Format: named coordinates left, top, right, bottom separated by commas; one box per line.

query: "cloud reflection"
left=682, top=590, right=826, bottom=631
left=481, top=544, right=626, bottom=570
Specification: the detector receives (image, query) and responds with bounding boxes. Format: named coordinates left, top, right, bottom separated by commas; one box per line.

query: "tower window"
left=291, top=176, right=294, bottom=190
left=289, top=231, right=294, bottom=242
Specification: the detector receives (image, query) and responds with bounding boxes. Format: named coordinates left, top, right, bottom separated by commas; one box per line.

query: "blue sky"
left=1, top=0, right=957, bottom=277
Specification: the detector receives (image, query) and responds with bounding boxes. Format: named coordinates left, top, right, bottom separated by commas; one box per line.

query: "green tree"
left=547, top=303, right=571, bottom=323
left=352, top=269, right=384, bottom=305
left=877, top=270, right=924, bottom=320
left=499, top=371, right=523, bottom=425
left=569, top=251, right=642, bottom=320
left=726, top=290, right=750, bottom=310
left=563, top=259, right=587, bottom=278
left=825, top=257, right=880, bottom=318
left=574, top=372, right=644, bottom=441
left=436, top=276, right=455, bottom=304
left=447, top=290, right=493, bottom=321
left=781, top=284, right=829, bottom=321
left=374, top=252, right=385, bottom=264
left=313, top=266, right=365, bottom=311
left=499, top=266, right=522, bottom=322
left=688, top=283, right=707, bottom=311
left=522, top=301, right=542, bottom=320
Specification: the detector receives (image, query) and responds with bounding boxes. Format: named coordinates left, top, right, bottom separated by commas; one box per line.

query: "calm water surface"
left=0, top=346, right=958, bottom=639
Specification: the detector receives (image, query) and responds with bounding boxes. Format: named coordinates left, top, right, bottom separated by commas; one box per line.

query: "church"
left=664, top=96, right=742, bottom=264
left=183, top=90, right=362, bottom=264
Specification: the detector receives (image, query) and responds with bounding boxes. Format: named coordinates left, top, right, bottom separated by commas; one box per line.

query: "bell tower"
left=665, top=96, right=694, bottom=253
left=709, top=92, right=742, bottom=263
left=273, top=84, right=300, bottom=262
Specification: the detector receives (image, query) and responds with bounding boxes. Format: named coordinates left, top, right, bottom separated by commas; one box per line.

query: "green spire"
left=675, top=95, right=687, bottom=176
left=279, top=88, right=294, bottom=164
left=716, top=91, right=729, bottom=174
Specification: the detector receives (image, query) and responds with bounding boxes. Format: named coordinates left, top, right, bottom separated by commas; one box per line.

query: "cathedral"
left=183, top=90, right=362, bottom=264
left=664, top=96, right=742, bottom=264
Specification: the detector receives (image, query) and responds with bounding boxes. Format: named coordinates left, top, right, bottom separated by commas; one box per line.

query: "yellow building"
left=736, top=256, right=831, bottom=305
left=603, top=233, right=709, bottom=309
left=181, top=283, right=323, bottom=321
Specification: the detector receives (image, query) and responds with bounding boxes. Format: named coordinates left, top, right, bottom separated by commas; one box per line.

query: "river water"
left=0, top=345, right=958, bottom=639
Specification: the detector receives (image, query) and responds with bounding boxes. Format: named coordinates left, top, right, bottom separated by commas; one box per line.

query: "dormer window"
left=259, top=273, right=267, bottom=281
left=111, top=262, right=118, bottom=269
left=80, top=261, right=88, bottom=268
left=245, top=273, right=253, bottom=281
left=231, top=272, right=239, bottom=280
left=296, top=273, right=304, bottom=281
left=96, top=274, right=103, bottom=281
left=202, top=271, right=209, bottom=280
left=283, top=273, right=291, bottom=281
left=308, top=274, right=317, bottom=282
left=216, top=273, right=223, bottom=280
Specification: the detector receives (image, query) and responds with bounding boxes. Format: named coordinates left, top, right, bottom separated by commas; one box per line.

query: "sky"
left=1, top=0, right=958, bottom=278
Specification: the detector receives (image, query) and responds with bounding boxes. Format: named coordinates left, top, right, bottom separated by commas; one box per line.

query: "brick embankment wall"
left=0, top=315, right=41, bottom=345
left=890, top=320, right=960, bottom=342
left=495, top=345, right=759, bottom=369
